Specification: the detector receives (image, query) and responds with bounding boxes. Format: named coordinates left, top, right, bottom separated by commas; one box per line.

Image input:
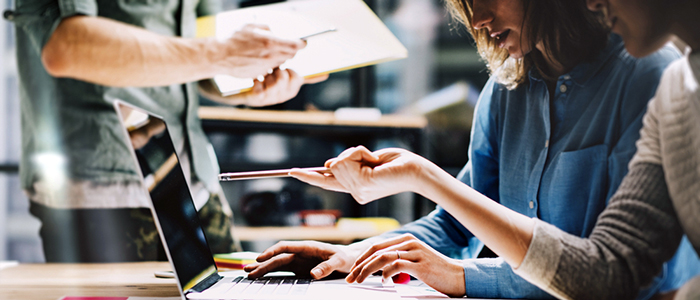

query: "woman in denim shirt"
left=246, top=0, right=700, bottom=298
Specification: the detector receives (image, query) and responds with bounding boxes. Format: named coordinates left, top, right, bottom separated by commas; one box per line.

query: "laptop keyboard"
left=218, top=276, right=311, bottom=296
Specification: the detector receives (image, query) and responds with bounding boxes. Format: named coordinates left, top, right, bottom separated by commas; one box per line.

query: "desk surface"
left=0, top=262, right=179, bottom=300
left=199, top=107, right=427, bottom=128
left=0, top=262, right=521, bottom=300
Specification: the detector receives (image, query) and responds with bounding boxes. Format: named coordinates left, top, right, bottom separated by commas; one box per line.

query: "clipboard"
left=196, top=0, right=408, bottom=96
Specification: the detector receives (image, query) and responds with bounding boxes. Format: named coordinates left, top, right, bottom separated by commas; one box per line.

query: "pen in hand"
left=219, top=166, right=331, bottom=181
left=299, top=28, right=337, bottom=41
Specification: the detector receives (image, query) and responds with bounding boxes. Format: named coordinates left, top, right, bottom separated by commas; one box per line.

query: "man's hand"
left=199, top=69, right=328, bottom=107
left=213, top=24, right=307, bottom=79
left=347, top=234, right=465, bottom=297
left=244, top=240, right=366, bottom=279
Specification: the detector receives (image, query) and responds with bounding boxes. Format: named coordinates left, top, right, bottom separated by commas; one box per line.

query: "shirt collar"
left=528, top=34, right=623, bottom=87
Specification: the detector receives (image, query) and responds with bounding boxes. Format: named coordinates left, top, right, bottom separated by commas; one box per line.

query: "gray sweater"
left=513, top=50, right=700, bottom=300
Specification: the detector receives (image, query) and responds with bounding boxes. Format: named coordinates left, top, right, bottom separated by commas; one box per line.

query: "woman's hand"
left=243, top=240, right=366, bottom=279
left=290, top=146, right=431, bottom=204
left=347, top=234, right=466, bottom=297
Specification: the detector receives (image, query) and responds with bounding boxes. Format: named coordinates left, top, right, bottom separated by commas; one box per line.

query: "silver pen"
left=219, top=166, right=331, bottom=181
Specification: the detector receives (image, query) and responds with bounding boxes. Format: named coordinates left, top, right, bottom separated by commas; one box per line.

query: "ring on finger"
left=396, top=250, right=401, bottom=260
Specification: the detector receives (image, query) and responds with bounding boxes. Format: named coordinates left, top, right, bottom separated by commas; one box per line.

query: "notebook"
left=196, top=0, right=408, bottom=96
left=113, top=100, right=400, bottom=300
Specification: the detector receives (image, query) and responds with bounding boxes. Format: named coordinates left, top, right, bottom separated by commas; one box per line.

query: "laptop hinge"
left=186, top=272, right=222, bottom=294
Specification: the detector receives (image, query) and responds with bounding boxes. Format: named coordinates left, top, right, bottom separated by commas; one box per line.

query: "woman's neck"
left=535, top=43, right=570, bottom=79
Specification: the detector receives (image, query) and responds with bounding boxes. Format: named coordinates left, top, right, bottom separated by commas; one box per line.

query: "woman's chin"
left=508, top=51, right=524, bottom=60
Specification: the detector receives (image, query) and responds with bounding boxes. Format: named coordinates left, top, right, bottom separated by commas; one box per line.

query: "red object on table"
left=392, top=272, right=411, bottom=284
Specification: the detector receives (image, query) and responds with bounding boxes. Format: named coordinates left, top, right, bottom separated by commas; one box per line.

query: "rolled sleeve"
left=12, top=0, right=97, bottom=50
left=58, top=0, right=97, bottom=18
left=513, top=219, right=567, bottom=299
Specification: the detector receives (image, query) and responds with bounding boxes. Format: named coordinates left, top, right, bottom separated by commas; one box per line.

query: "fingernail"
left=311, top=269, right=322, bottom=277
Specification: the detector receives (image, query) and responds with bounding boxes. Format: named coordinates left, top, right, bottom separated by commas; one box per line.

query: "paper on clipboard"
left=197, top=0, right=408, bottom=96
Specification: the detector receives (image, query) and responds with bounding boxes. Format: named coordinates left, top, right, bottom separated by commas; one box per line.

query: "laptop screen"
left=115, top=102, right=218, bottom=293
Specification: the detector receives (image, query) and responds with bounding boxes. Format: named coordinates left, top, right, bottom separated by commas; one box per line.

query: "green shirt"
left=10, top=0, right=222, bottom=206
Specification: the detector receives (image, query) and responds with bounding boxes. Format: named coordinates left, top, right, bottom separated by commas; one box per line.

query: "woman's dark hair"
left=446, top=0, right=609, bottom=89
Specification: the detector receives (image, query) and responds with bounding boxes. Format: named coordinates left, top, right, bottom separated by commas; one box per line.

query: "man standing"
left=6, top=0, right=324, bottom=262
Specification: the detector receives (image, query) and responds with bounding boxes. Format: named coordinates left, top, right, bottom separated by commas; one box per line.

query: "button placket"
left=559, top=84, right=568, bottom=93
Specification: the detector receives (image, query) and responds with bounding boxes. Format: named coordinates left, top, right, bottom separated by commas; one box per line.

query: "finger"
left=381, top=260, right=413, bottom=280
left=257, top=241, right=312, bottom=261
left=262, top=68, right=284, bottom=92
left=246, top=253, right=296, bottom=278
left=348, top=243, right=416, bottom=284
left=352, top=234, right=417, bottom=269
left=303, top=74, right=329, bottom=84
left=324, top=158, right=335, bottom=168
left=242, top=23, right=271, bottom=31
left=348, top=250, right=399, bottom=283
left=290, top=169, right=347, bottom=193
left=282, top=69, right=304, bottom=100
left=331, top=146, right=379, bottom=168
left=329, top=146, right=378, bottom=190
left=251, top=78, right=265, bottom=95
left=309, top=255, right=343, bottom=279
left=264, top=35, right=306, bottom=55
left=287, top=69, right=303, bottom=86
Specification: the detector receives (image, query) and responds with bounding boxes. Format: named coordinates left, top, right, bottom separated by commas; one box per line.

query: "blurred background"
left=0, top=0, right=488, bottom=262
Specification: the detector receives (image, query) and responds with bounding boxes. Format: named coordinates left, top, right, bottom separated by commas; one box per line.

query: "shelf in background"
left=235, top=218, right=400, bottom=244
left=199, top=106, right=427, bottom=129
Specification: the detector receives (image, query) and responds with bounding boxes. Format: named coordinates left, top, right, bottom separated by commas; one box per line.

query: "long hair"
left=446, top=0, right=609, bottom=89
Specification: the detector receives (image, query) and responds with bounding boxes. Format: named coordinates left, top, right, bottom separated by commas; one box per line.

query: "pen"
left=218, top=167, right=331, bottom=181
left=299, top=28, right=337, bottom=41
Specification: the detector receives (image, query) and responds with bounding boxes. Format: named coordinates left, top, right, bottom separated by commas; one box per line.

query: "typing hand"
left=347, top=234, right=465, bottom=297
left=244, top=240, right=357, bottom=279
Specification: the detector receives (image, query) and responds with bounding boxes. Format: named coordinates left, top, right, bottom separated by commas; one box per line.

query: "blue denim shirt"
left=375, top=36, right=700, bottom=298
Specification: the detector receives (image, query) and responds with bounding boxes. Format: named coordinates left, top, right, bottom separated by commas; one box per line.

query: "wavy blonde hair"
left=445, top=0, right=609, bottom=89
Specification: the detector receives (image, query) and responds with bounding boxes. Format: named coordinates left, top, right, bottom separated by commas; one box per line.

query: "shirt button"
left=529, top=201, right=535, bottom=209
left=544, top=139, right=549, bottom=148
left=559, top=84, right=568, bottom=93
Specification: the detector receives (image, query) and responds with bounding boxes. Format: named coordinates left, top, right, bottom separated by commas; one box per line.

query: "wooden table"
left=0, top=262, right=522, bottom=300
left=0, top=262, right=179, bottom=300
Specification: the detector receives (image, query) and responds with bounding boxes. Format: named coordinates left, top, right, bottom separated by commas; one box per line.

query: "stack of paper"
left=213, top=251, right=260, bottom=269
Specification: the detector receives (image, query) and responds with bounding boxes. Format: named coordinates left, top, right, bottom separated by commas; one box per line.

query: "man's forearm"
left=42, top=16, right=219, bottom=87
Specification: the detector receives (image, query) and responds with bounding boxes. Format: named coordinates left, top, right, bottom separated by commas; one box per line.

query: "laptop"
left=113, top=101, right=401, bottom=300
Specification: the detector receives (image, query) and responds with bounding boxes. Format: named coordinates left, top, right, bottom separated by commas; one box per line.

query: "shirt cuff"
left=58, top=0, right=98, bottom=18
left=462, top=258, right=501, bottom=298
left=512, top=219, right=566, bottom=298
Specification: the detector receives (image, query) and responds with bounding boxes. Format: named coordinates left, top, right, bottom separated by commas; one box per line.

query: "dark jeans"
left=30, top=194, right=236, bottom=263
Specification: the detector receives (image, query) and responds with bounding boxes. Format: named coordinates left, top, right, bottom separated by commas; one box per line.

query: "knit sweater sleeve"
left=513, top=162, right=684, bottom=300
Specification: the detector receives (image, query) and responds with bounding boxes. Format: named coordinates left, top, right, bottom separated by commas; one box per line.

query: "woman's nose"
left=471, top=0, right=493, bottom=30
